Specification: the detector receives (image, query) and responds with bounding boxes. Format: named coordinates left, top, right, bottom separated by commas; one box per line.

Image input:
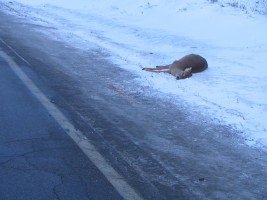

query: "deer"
left=142, top=54, right=208, bottom=80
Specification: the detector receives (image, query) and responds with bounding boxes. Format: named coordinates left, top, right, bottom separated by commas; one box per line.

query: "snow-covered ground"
left=1, top=0, right=267, bottom=149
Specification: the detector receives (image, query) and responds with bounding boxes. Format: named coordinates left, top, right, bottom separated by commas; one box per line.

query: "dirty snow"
left=0, top=0, right=267, bottom=149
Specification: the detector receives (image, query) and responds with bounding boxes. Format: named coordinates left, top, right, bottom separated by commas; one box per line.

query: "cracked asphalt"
left=0, top=53, right=123, bottom=200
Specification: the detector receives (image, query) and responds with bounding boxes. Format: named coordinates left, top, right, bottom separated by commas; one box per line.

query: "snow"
left=1, top=0, right=267, bottom=149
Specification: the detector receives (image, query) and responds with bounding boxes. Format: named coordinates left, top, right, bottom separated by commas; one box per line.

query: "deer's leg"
left=146, top=69, right=171, bottom=74
left=142, top=67, right=155, bottom=71
left=156, top=64, right=171, bottom=69
left=143, top=65, right=170, bottom=71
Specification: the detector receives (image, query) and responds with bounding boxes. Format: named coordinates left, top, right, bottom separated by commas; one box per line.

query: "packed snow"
left=1, top=0, right=267, bottom=149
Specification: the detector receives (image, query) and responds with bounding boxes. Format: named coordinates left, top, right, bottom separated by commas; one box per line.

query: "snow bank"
left=209, top=0, right=267, bottom=14
left=1, top=0, right=267, bottom=149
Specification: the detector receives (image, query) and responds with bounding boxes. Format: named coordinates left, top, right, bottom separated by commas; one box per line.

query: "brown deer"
left=143, top=54, right=208, bottom=80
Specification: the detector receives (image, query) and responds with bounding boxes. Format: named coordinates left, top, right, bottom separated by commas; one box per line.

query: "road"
left=1, top=10, right=267, bottom=200
left=0, top=48, right=126, bottom=200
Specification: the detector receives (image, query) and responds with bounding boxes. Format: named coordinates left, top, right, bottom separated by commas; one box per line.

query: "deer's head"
left=176, top=67, right=192, bottom=80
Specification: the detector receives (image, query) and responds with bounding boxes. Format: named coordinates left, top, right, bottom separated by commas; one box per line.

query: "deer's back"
left=171, top=54, right=208, bottom=73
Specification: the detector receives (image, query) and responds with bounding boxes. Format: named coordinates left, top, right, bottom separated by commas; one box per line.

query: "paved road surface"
left=0, top=46, right=126, bottom=200
left=1, top=8, right=267, bottom=200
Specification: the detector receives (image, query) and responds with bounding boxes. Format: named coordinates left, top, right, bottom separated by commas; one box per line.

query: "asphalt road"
left=0, top=39, right=126, bottom=200
left=1, top=9, right=267, bottom=200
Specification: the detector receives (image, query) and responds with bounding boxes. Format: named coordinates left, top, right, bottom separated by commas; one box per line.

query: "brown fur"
left=143, top=54, right=208, bottom=80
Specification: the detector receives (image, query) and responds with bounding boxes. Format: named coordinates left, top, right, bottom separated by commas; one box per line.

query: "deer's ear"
left=181, top=67, right=193, bottom=79
left=185, top=67, right=192, bottom=72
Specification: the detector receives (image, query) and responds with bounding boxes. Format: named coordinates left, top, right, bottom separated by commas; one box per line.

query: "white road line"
left=0, top=38, right=31, bottom=66
left=0, top=45, right=144, bottom=200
